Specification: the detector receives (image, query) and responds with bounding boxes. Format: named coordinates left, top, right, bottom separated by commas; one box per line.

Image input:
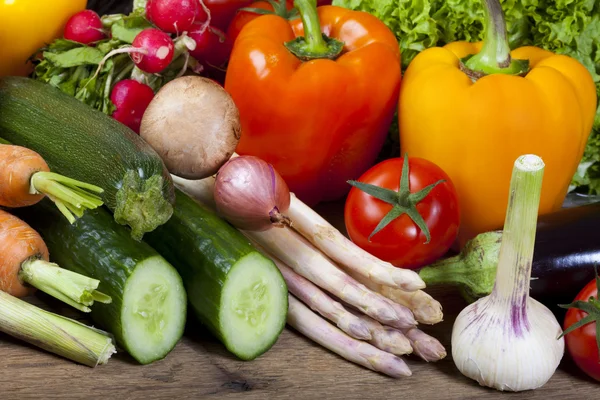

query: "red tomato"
left=344, top=157, right=460, bottom=269
left=563, top=277, right=600, bottom=381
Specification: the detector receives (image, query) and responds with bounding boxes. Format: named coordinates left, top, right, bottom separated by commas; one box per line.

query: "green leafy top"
left=32, top=10, right=191, bottom=117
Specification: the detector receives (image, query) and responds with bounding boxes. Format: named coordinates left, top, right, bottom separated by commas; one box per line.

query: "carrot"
left=0, top=209, right=48, bottom=297
left=0, top=143, right=104, bottom=223
left=0, top=209, right=111, bottom=311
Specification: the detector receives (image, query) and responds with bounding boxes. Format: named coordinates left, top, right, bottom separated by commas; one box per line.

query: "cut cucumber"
left=17, top=200, right=187, bottom=364
left=221, top=252, right=288, bottom=359
left=145, top=190, right=288, bottom=360
left=121, top=256, right=187, bottom=364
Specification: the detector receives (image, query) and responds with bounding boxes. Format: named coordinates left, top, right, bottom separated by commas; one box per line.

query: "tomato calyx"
left=347, top=154, right=445, bottom=244
left=559, top=266, right=600, bottom=357
left=239, top=0, right=298, bottom=20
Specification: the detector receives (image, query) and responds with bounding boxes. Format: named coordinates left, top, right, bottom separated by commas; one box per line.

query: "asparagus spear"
left=401, top=327, right=447, bottom=362
left=379, top=286, right=443, bottom=325
left=287, top=194, right=425, bottom=291
left=245, top=227, right=417, bottom=329
left=345, top=266, right=443, bottom=325
left=287, top=295, right=412, bottom=378
left=346, top=309, right=413, bottom=356
left=265, top=248, right=372, bottom=340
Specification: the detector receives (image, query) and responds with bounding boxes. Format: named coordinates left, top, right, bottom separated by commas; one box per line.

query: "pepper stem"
left=284, top=0, right=343, bottom=61
left=491, top=155, right=544, bottom=308
left=463, top=0, right=528, bottom=77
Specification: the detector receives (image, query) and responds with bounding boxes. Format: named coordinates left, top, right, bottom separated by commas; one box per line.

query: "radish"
left=110, top=79, right=155, bottom=133
left=91, top=28, right=175, bottom=80
left=63, top=10, right=106, bottom=45
left=188, top=26, right=232, bottom=68
left=146, top=0, right=200, bottom=34
left=130, top=28, right=175, bottom=73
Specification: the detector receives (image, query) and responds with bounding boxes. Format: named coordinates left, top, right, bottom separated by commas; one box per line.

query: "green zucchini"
left=17, top=200, right=187, bottom=365
left=145, top=190, right=288, bottom=360
left=0, top=77, right=174, bottom=240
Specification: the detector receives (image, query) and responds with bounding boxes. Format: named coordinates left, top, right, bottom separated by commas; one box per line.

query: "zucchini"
left=145, top=190, right=288, bottom=360
left=17, top=200, right=187, bottom=365
left=0, top=77, right=174, bottom=240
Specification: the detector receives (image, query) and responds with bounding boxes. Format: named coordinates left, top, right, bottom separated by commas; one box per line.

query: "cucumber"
left=145, top=190, right=288, bottom=360
left=17, top=200, right=187, bottom=365
left=0, top=77, right=174, bottom=240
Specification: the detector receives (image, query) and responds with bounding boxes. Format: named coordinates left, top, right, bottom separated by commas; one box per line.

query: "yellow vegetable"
left=0, top=0, right=87, bottom=77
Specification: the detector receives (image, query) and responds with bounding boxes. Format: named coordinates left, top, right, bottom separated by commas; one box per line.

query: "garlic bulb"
left=451, top=154, right=564, bottom=392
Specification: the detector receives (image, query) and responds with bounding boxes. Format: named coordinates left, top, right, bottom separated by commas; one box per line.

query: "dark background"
left=88, top=0, right=131, bottom=15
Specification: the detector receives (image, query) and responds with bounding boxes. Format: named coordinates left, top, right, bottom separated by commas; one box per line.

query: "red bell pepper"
left=224, top=0, right=401, bottom=205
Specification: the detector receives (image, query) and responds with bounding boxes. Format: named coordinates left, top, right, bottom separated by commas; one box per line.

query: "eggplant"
left=419, top=202, right=600, bottom=311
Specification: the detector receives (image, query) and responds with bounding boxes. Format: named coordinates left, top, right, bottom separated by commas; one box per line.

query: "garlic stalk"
left=451, top=155, right=564, bottom=392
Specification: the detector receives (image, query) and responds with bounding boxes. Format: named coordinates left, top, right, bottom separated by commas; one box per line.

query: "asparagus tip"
left=393, top=271, right=426, bottom=291
left=347, top=322, right=373, bottom=341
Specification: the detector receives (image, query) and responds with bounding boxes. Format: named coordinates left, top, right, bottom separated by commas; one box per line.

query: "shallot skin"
left=214, top=156, right=291, bottom=231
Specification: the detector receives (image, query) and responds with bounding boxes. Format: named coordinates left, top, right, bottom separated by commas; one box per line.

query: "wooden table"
left=1, top=202, right=597, bottom=399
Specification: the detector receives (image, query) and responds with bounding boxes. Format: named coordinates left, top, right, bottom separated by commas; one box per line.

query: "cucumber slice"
left=146, top=190, right=288, bottom=360
left=221, top=253, right=288, bottom=359
left=122, top=256, right=187, bottom=364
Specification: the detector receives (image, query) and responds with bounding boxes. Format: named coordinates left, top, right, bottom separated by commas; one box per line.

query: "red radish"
left=188, top=26, right=232, bottom=67
left=195, top=2, right=210, bottom=25
left=64, top=10, right=106, bottom=44
left=131, top=28, right=175, bottom=73
left=89, top=28, right=175, bottom=83
left=146, top=0, right=200, bottom=34
left=110, top=80, right=155, bottom=133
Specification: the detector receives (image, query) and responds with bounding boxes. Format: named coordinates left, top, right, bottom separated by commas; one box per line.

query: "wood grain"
left=0, top=201, right=597, bottom=399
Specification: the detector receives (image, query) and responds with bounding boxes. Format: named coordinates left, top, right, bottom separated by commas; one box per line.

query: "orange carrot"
left=0, top=209, right=48, bottom=297
left=0, top=144, right=49, bottom=207
left=0, top=143, right=104, bottom=223
left=0, top=209, right=111, bottom=311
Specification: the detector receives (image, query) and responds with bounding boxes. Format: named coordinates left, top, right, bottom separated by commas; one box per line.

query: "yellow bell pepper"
left=399, top=0, right=597, bottom=247
left=0, top=0, right=87, bottom=77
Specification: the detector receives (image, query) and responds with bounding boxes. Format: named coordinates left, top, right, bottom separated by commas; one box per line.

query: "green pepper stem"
left=19, top=259, right=112, bottom=313
left=0, top=290, right=115, bottom=366
left=284, top=0, right=343, bottom=61
left=296, top=0, right=327, bottom=52
left=30, top=171, right=104, bottom=224
left=491, top=155, right=545, bottom=305
left=463, top=0, right=528, bottom=76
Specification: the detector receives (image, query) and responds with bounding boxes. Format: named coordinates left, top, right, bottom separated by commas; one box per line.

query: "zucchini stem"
left=19, top=259, right=112, bottom=313
left=30, top=171, right=104, bottom=224
left=0, top=290, right=115, bottom=366
left=114, top=171, right=174, bottom=240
